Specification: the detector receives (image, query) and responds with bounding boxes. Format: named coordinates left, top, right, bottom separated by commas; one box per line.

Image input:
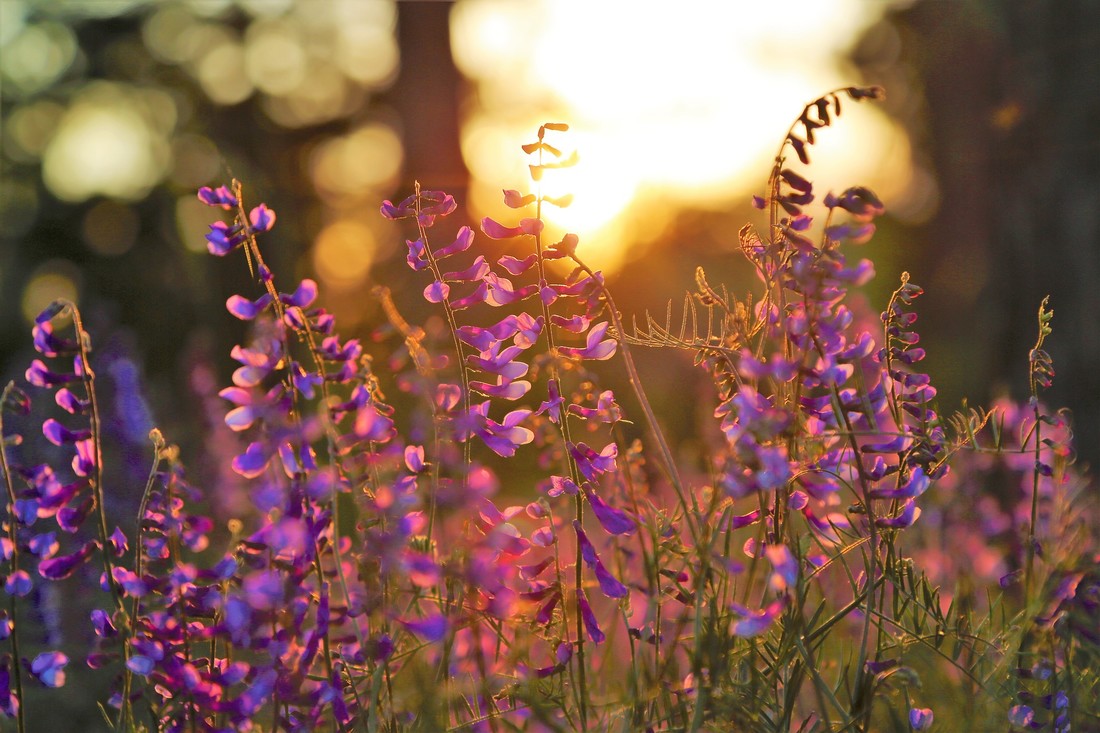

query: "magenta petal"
left=38, top=540, right=97, bottom=580
left=443, top=255, right=489, bottom=283
left=197, top=185, right=237, bottom=209
left=586, top=490, right=635, bottom=536
left=423, top=281, right=450, bottom=303
left=577, top=590, right=604, bottom=644
left=498, top=253, right=538, bottom=276
left=572, top=521, right=598, bottom=566
left=42, top=419, right=90, bottom=446
left=481, top=217, right=524, bottom=239
left=226, top=294, right=272, bottom=321
left=404, top=445, right=426, bottom=473
left=248, top=203, right=276, bottom=232
left=502, top=189, right=535, bottom=208
left=730, top=599, right=784, bottom=637
left=433, top=226, right=475, bottom=258
left=283, top=279, right=318, bottom=308
left=594, top=560, right=628, bottom=599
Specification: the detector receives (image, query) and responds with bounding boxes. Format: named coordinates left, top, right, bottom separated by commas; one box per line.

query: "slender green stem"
left=0, top=383, right=27, bottom=733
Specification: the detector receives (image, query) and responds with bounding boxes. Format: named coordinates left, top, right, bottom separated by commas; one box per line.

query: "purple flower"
left=1008, top=705, right=1034, bottom=728
left=225, top=293, right=274, bottom=321
left=498, top=253, right=538, bottom=275
left=463, top=403, right=533, bottom=458
left=126, top=655, right=155, bottom=676
left=42, top=418, right=91, bottom=446
left=4, top=570, right=31, bottom=597
left=27, top=532, right=58, bottom=558
left=584, top=488, right=635, bottom=536
left=38, top=539, right=98, bottom=579
left=423, top=281, right=450, bottom=303
left=503, top=189, right=536, bottom=208
left=232, top=441, right=271, bottom=479
left=72, top=438, right=95, bottom=476
left=558, top=321, right=617, bottom=361
left=381, top=190, right=456, bottom=226
left=197, top=184, right=238, bottom=209
left=577, top=589, right=604, bottom=644
left=54, top=387, right=88, bottom=414
left=875, top=499, right=921, bottom=529
left=909, top=707, right=933, bottom=730
left=824, top=186, right=884, bottom=221
left=480, top=216, right=544, bottom=239
left=434, top=226, right=475, bottom=259
left=31, top=320, right=78, bottom=358
left=249, top=203, right=276, bottom=232
left=765, top=544, right=798, bottom=592
left=572, top=522, right=629, bottom=599
left=25, top=359, right=78, bottom=388
left=443, top=255, right=490, bottom=283
left=400, top=613, right=447, bottom=642
left=730, top=599, right=785, bottom=637
left=568, top=441, right=618, bottom=482
left=29, top=651, right=67, bottom=688
left=206, top=220, right=246, bottom=256
left=90, top=609, right=117, bottom=638
left=354, top=403, right=396, bottom=442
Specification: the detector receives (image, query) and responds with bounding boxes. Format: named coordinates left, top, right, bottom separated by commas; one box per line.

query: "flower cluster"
left=0, top=90, right=1094, bottom=732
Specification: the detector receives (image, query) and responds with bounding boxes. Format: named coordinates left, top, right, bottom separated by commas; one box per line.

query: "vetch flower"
left=730, top=598, right=785, bottom=637
left=29, top=651, right=68, bottom=688
left=480, top=216, right=544, bottom=239
left=38, top=539, right=98, bottom=579
left=909, top=707, right=934, bottom=730
left=1008, top=705, right=1034, bottom=728
left=249, top=203, right=276, bottom=232
left=197, top=184, right=238, bottom=209
left=576, top=589, right=604, bottom=644
left=584, top=487, right=635, bottom=536
left=558, top=321, right=617, bottom=361
left=42, top=418, right=91, bottom=445
left=400, top=613, right=447, bottom=642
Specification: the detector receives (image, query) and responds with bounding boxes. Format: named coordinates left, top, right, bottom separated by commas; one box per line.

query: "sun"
left=451, top=0, right=916, bottom=270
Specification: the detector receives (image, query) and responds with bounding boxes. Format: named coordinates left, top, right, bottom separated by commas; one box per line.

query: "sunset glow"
left=452, top=0, right=917, bottom=269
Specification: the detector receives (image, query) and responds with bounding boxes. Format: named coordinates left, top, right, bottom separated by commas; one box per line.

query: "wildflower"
left=1008, top=704, right=1034, bottom=728
left=197, top=184, right=237, bottom=209
left=576, top=589, right=604, bottom=644
left=909, top=707, right=934, bottom=730
left=29, top=651, right=68, bottom=688
left=730, top=599, right=786, bottom=637
left=557, top=321, right=617, bottom=361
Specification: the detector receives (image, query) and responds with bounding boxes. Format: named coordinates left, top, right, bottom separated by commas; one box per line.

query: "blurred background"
left=2, top=0, right=1098, bottom=471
